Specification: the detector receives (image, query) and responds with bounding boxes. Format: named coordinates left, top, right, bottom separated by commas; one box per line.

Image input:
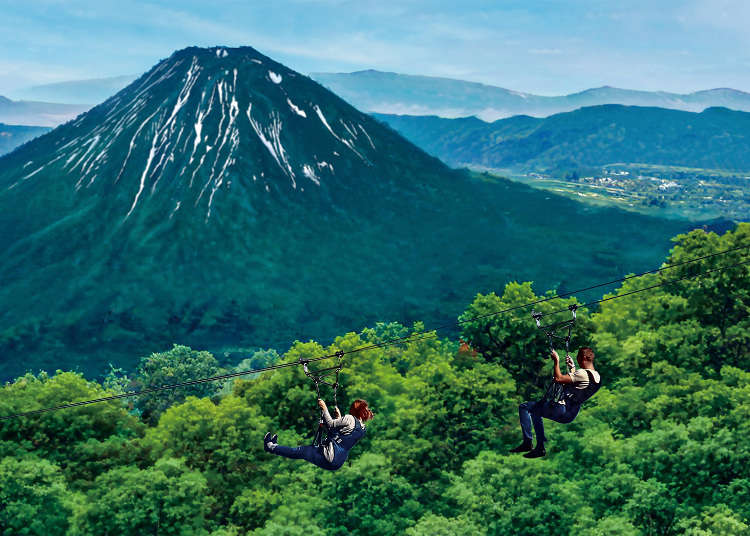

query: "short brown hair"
left=349, top=399, right=374, bottom=422
left=578, top=347, right=595, bottom=362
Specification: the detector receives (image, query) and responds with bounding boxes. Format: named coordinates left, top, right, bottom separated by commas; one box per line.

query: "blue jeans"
left=272, top=442, right=346, bottom=471
left=519, top=400, right=580, bottom=446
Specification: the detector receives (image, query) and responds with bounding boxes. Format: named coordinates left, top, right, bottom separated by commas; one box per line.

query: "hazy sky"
left=2, top=0, right=749, bottom=95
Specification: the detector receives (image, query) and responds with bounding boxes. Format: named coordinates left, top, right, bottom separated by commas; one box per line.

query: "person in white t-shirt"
left=510, top=347, right=601, bottom=458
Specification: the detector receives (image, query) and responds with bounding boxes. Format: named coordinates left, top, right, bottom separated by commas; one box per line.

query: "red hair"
left=349, top=399, right=374, bottom=422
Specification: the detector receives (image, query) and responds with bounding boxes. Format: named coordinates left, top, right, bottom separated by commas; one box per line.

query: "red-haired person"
left=264, top=398, right=373, bottom=471
left=511, top=347, right=601, bottom=458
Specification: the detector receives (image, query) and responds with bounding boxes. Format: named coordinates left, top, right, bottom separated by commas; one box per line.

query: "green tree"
left=0, top=456, right=75, bottom=535
left=573, top=513, right=641, bottom=536
left=406, top=514, right=484, bottom=536
left=460, top=281, right=592, bottom=398
left=448, top=452, right=584, bottom=536
left=321, top=453, right=423, bottom=536
left=134, top=344, right=222, bottom=424
left=676, top=505, right=750, bottom=536
left=0, top=371, right=141, bottom=465
left=141, top=394, right=273, bottom=521
left=624, top=479, right=678, bottom=536
left=72, top=458, right=212, bottom=535
left=592, top=224, right=750, bottom=377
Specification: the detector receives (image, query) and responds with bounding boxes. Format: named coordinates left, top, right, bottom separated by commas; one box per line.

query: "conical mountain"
left=2, top=46, right=444, bottom=231
left=0, top=46, right=688, bottom=379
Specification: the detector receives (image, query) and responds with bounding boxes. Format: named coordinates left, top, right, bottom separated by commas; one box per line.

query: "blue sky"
left=1, top=0, right=749, bottom=95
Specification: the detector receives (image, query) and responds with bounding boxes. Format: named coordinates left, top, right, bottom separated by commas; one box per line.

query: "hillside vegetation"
left=1, top=224, right=748, bottom=535
left=375, top=105, right=750, bottom=173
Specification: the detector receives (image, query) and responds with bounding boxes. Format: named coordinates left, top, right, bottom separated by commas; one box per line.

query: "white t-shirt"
left=569, top=368, right=600, bottom=389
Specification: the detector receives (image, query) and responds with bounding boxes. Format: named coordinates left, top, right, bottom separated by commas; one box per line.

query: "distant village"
left=521, top=165, right=747, bottom=220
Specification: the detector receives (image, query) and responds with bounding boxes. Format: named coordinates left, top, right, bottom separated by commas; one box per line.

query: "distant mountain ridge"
left=11, top=75, right=139, bottom=105
left=0, top=46, right=690, bottom=379
left=311, top=70, right=750, bottom=120
left=8, top=69, right=750, bottom=127
left=375, top=105, right=750, bottom=172
left=0, top=96, right=88, bottom=127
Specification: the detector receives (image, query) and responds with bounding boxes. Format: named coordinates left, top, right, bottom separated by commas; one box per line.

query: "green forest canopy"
left=0, top=224, right=748, bottom=535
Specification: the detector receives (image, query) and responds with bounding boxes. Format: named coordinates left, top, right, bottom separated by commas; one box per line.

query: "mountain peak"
left=170, top=45, right=265, bottom=62
left=2, top=45, right=429, bottom=223
left=0, top=47, right=506, bottom=379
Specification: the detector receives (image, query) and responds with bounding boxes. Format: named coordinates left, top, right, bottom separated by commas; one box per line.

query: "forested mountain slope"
left=0, top=225, right=748, bottom=534
left=376, top=105, right=750, bottom=172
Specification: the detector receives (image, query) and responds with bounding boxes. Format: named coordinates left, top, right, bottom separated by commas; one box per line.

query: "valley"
left=486, top=165, right=749, bottom=221
left=376, top=107, right=750, bottom=221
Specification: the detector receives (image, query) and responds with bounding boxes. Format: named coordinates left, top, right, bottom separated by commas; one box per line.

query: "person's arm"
left=551, top=350, right=574, bottom=384
left=565, top=354, right=576, bottom=374
left=318, top=399, right=352, bottom=429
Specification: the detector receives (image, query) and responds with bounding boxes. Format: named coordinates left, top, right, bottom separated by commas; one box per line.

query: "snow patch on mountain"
left=4, top=48, right=387, bottom=223
left=247, top=102, right=296, bottom=188
left=169, top=201, right=181, bottom=219
left=312, top=104, right=367, bottom=161
left=302, top=164, right=320, bottom=185
left=359, top=124, right=375, bottom=149
left=126, top=57, right=202, bottom=218
left=269, top=71, right=282, bottom=84
left=287, top=98, right=307, bottom=118
left=23, top=166, right=45, bottom=180
left=317, top=160, right=334, bottom=174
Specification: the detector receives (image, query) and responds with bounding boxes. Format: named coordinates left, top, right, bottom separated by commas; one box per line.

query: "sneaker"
left=510, top=440, right=533, bottom=453
left=523, top=446, right=546, bottom=459
left=263, top=432, right=277, bottom=452
left=271, top=434, right=278, bottom=443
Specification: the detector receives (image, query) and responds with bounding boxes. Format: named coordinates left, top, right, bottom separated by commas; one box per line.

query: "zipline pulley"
left=531, top=304, right=578, bottom=403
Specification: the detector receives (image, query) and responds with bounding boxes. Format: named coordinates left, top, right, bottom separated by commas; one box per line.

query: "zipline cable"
left=326, top=243, right=750, bottom=356
left=1, top=245, right=748, bottom=421
left=545, top=256, right=750, bottom=316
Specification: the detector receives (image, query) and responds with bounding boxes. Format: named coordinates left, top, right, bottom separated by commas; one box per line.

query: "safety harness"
left=561, top=369, right=601, bottom=406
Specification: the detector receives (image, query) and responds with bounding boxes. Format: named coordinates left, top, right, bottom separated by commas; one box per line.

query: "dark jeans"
left=519, top=400, right=580, bottom=446
left=272, top=443, right=346, bottom=471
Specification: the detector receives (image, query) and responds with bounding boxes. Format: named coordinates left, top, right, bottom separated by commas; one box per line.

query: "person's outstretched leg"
left=510, top=401, right=536, bottom=453
left=265, top=434, right=337, bottom=470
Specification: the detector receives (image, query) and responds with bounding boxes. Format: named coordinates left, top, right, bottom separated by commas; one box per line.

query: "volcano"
left=0, top=46, right=689, bottom=379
